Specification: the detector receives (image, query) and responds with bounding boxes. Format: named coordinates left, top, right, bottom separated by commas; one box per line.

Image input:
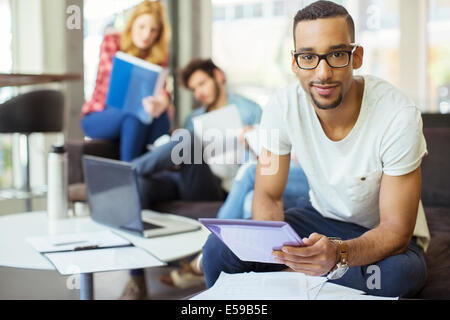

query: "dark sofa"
left=67, top=113, right=450, bottom=299
left=415, top=114, right=450, bottom=299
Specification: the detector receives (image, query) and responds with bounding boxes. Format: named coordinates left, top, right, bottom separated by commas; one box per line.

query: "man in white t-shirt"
left=201, top=0, right=429, bottom=298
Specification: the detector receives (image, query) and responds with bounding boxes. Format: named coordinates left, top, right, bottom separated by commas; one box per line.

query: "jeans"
left=202, top=199, right=427, bottom=298
left=217, top=163, right=310, bottom=220
left=132, top=130, right=226, bottom=207
left=129, top=131, right=226, bottom=278
left=81, top=107, right=170, bottom=162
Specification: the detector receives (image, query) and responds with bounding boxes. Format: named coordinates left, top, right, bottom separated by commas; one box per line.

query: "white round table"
left=0, top=211, right=210, bottom=299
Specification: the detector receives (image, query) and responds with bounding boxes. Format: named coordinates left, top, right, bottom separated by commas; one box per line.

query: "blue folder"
left=106, top=52, right=166, bottom=124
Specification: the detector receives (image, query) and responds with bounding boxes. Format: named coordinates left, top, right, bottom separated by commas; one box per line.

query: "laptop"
left=82, top=155, right=201, bottom=238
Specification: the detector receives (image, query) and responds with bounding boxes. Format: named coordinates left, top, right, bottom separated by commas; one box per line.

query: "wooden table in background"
left=0, top=73, right=81, bottom=88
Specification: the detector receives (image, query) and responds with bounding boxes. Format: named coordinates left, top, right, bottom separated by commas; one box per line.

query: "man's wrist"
left=328, top=238, right=349, bottom=269
left=329, top=239, right=339, bottom=271
left=327, top=238, right=350, bottom=280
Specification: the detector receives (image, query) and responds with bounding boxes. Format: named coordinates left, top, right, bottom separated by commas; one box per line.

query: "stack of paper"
left=27, top=230, right=166, bottom=275
left=45, top=246, right=165, bottom=275
left=27, top=230, right=131, bottom=253
left=191, top=272, right=398, bottom=300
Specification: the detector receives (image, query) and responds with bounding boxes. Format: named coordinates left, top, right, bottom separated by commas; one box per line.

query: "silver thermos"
left=47, top=145, right=68, bottom=220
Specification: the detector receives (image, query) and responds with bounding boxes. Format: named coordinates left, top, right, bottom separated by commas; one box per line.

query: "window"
left=273, top=1, right=286, bottom=16
left=428, top=0, right=450, bottom=113
left=83, top=0, right=142, bottom=101
left=212, top=0, right=350, bottom=107
left=355, top=0, right=400, bottom=87
left=234, top=5, right=245, bottom=19
left=211, top=0, right=430, bottom=111
left=251, top=3, right=263, bottom=18
left=0, top=0, right=13, bottom=189
left=214, top=6, right=227, bottom=21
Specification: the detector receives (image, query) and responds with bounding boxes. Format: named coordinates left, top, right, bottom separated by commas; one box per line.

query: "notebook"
left=106, top=51, right=168, bottom=124
left=199, top=219, right=305, bottom=264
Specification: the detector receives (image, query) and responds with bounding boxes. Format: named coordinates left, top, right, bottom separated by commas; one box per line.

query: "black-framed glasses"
left=292, top=45, right=358, bottom=70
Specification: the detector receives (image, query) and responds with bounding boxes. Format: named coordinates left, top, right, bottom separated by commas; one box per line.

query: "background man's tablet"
left=199, top=219, right=305, bottom=264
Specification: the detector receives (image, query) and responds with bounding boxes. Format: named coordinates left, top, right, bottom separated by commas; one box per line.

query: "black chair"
left=0, top=90, right=64, bottom=211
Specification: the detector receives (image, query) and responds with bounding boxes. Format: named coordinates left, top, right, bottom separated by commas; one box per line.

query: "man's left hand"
left=272, top=233, right=338, bottom=276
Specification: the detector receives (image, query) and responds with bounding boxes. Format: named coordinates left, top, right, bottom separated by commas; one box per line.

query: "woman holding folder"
left=81, top=1, right=172, bottom=162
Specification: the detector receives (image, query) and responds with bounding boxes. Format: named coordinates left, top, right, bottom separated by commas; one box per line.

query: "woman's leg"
left=81, top=108, right=169, bottom=162
left=81, top=108, right=123, bottom=140
left=146, top=111, right=171, bottom=145
left=120, top=115, right=153, bottom=162
left=120, top=111, right=170, bottom=162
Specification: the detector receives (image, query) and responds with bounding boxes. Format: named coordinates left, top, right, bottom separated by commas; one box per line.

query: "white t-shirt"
left=260, top=75, right=430, bottom=251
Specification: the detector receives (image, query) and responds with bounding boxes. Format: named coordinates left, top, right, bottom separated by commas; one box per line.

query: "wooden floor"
left=0, top=264, right=206, bottom=300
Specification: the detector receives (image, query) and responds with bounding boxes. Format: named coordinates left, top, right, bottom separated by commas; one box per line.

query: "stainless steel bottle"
left=47, top=145, right=68, bottom=220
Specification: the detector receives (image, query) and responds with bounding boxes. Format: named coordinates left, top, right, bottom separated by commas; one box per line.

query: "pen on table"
left=74, top=245, right=99, bottom=251
left=53, top=240, right=87, bottom=247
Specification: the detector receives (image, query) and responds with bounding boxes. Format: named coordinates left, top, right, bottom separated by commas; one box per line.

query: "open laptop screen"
left=83, top=155, right=145, bottom=233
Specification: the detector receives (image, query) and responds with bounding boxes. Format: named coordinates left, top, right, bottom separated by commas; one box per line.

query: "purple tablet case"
left=199, top=219, right=305, bottom=264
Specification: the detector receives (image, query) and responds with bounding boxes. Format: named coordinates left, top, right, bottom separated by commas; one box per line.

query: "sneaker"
left=119, top=275, right=148, bottom=300
left=159, top=261, right=205, bottom=289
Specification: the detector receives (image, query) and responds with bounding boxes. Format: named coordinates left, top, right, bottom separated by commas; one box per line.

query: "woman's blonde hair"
left=120, top=1, right=171, bottom=65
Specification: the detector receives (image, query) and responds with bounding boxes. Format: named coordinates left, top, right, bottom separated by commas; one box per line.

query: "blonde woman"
left=81, top=1, right=172, bottom=162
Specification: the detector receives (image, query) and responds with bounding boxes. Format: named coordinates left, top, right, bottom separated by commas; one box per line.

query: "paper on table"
left=190, top=272, right=395, bottom=300
left=192, top=272, right=309, bottom=300
left=26, top=230, right=130, bottom=253
left=45, top=246, right=166, bottom=275
left=305, top=276, right=365, bottom=300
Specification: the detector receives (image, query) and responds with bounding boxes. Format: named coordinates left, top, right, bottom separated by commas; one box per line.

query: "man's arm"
left=345, top=167, right=422, bottom=266
left=272, top=167, right=422, bottom=276
left=252, top=147, right=291, bottom=221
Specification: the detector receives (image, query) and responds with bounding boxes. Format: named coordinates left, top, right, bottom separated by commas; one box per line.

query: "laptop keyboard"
left=142, top=221, right=163, bottom=230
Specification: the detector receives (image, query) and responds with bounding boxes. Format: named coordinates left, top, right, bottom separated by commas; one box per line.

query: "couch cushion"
left=67, top=139, right=119, bottom=185
left=421, top=128, right=450, bottom=207
left=150, top=201, right=224, bottom=220
left=416, top=207, right=450, bottom=299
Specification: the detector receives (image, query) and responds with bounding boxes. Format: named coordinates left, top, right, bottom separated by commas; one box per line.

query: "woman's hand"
left=142, top=93, right=170, bottom=118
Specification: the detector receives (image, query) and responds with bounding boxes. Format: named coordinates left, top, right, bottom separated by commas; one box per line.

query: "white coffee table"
left=0, top=211, right=211, bottom=299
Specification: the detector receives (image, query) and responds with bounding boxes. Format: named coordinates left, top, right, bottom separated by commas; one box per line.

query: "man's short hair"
left=180, top=58, right=221, bottom=88
left=293, top=0, right=355, bottom=45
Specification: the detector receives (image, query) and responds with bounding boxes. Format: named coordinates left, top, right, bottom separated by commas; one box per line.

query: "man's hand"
left=142, top=93, right=170, bottom=118
left=272, top=233, right=338, bottom=276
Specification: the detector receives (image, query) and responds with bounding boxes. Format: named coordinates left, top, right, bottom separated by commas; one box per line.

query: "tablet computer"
left=199, top=219, right=305, bottom=264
